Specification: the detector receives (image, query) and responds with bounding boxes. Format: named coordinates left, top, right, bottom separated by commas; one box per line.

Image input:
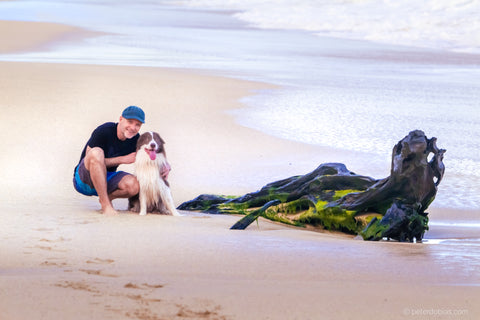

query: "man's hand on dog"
left=161, top=162, right=171, bottom=180
left=123, top=152, right=137, bottom=164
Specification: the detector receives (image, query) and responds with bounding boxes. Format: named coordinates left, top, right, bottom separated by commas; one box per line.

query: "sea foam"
left=176, top=0, right=480, bottom=53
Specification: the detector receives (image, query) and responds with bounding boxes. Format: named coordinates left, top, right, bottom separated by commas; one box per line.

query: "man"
left=73, top=106, right=169, bottom=215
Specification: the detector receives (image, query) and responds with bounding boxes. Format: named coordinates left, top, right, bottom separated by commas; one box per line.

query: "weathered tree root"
left=178, top=130, right=445, bottom=242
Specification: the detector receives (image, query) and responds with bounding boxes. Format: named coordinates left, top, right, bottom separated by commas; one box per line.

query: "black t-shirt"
left=77, top=122, right=139, bottom=172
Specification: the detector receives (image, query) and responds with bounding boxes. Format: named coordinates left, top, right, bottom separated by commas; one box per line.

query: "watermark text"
left=403, top=307, right=469, bottom=317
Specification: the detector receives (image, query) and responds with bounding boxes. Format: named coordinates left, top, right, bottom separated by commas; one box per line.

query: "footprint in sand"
left=79, top=268, right=119, bottom=278
left=39, top=237, right=71, bottom=243
left=33, top=244, right=67, bottom=252
left=176, top=304, right=226, bottom=320
left=40, top=260, right=68, bottom=267
left=55, top=281, right=100, bottom=294
left=33, top=227, right=54, bottom=232
left=124, top=282, right=164, bottom=290
left=86, top=257, right=115, bottom=264
left=124, top=282, right=165, bottom=302
left=34, top=245, right=52, bottom=251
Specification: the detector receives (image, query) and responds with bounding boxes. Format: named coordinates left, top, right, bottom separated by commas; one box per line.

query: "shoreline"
left=1, top=18, right=479, bottom=320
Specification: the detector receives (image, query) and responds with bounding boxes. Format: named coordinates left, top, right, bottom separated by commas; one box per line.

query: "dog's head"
left=136, top=131, right=166, bottom=161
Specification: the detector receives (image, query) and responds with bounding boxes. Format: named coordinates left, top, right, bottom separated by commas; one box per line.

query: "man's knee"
left=85, top=147, right=105, bottom=169
left=120, top=175, right=139, bottom=196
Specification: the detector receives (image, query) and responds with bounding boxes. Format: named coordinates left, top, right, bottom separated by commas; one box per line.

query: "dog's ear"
left=136, top=132, right=147, bottom=148
left=153, top=132, right=165, bottom=145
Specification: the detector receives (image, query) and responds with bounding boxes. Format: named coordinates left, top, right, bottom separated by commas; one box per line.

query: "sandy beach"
left=1, top=19, right=479, bottom=320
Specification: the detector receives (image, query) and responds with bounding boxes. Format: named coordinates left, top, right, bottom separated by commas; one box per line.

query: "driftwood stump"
left=178, top=130, right=445, bottom=242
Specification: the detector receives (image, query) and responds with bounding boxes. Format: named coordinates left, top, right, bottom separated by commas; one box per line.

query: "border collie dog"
left=128, top=132, right=181, bottom=216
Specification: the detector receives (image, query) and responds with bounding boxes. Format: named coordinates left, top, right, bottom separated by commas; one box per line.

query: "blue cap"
left=122, top=106, right=145, bottom=123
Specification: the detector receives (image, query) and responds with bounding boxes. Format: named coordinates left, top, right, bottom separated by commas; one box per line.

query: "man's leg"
left=109, top=174, right=139, bottom=200
left=84, top=147, right=118, bottom=215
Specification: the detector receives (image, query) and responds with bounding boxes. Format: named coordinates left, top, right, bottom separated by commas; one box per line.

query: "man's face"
left=118, top=116, right=142, bottom=140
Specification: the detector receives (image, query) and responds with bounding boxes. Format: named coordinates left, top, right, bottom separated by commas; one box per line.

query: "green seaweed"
left=295, top=201, right=359, bottom=234
left=359, top=217, right=388, bottom=241
left=264, top=207, right=299, bottom=226
left=332, top=189, right=362, bottom=200
left=275, top=198, right=315, bottom=215
left=217, top=201, right=249, bottom=214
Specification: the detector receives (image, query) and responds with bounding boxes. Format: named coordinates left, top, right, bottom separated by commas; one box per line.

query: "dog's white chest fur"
left=134, top=150, right=166, bottom=209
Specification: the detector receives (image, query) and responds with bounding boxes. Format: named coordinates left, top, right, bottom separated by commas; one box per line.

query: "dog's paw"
left=171, top=210, right=182, bottom=217
left=139, top=211, right=147, bottom=216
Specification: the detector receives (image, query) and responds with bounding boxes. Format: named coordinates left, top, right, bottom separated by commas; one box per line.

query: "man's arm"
left=86, top=146, right=136, bottom=168
left=105, top=152, right=136, bottom=168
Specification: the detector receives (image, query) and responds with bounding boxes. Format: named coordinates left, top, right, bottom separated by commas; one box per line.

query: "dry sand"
left=1, top=20, right=478, bottom=320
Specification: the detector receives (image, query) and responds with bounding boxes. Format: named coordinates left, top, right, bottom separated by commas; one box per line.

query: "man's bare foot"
left=101, top=205, right=119, bottom=216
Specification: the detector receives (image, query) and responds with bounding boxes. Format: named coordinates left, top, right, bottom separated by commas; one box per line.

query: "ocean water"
left=1, top=0, right=480, bottom=212
left=177, top=0, right=480, bottom=53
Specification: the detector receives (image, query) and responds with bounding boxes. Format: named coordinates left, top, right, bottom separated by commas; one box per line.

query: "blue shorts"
left=73, top=158, right=129, bottom=196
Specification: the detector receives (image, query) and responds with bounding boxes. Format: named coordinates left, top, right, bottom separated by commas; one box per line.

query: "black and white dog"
left=128, top=131, right=180, bottom=216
